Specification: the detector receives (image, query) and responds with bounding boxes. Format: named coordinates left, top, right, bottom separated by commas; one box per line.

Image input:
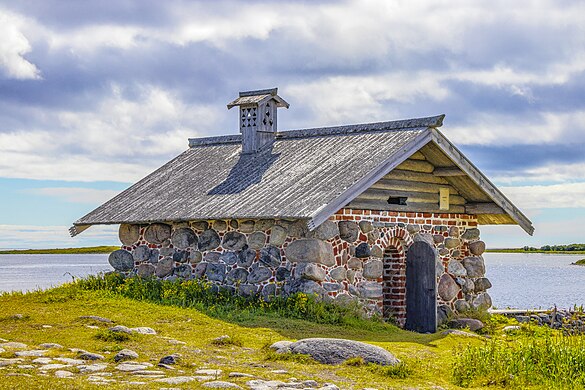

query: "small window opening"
left=388, top=196, right=408, bottom=205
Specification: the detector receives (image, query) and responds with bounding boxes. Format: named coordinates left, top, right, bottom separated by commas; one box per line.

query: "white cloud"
left=31, top=188, right=121, bottom=204
left=0, top=224, right=118, bottom=249
left=500, top=182, right=585, bottom=210
left=0, top=9, right=41, bottom=79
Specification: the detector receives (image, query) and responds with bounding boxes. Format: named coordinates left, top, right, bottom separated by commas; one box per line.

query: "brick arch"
left=382, top=236, right=407, bottom=326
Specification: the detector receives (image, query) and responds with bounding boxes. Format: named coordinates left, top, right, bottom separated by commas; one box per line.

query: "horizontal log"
left=346, top=199, right=466, bottom=214
left=384, top=169, right=448, bottom=185
left=409, top=151, right=427, bottom=160
left=356, top=188, right=466, bottom=205
left=395, top=159, right=435, bottom=173
left=432, top=167, right=466, bottom=177
left=465, top=202, right=506, bottom=214
left=371, top=179, right=459, bottom=195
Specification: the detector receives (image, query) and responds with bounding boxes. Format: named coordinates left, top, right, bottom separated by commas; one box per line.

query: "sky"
left=0, top=0, right=584, bottom=249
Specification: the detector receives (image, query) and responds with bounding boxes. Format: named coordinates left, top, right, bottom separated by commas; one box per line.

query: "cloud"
left=0, top=10, right=41, bottom=79
left=0, top=224, right=118, bottom=249
left=31, top=187, right=121, bottom=204
left=500, top=182, right=585, bottom=209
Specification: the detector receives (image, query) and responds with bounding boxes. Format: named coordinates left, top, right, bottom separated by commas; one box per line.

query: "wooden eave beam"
left=465, top=202, right=506, bottom=215
left=432, top=167, right=466, bottom=177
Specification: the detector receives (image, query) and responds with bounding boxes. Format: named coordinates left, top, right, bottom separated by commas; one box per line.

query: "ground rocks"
left=114, top=349, right=138, bottom=362
left=273, top=338, right=400, bottom=366
left=448, top=318, right=485, bottom=331
left=203, top=381, right=243, bottom=389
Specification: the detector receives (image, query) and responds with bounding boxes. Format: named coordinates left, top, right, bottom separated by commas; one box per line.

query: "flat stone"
left=311, top=220, right=339, bottom=240
left=0, top=358, right=24, bottom=367
left=269, top=340, right=293, bottom=352
left=154, top=376, right=197, bottom=384
left=15, top=350, right=48, bottom=357
left=442, top=329, right=481, bottom=338
left=338, top=221, right=359, bottom=242
left=54, top=370, right=74, bottom=378
left=199, top=229, right=221, bottom=251
left=119, top=224, right=140, bottom=246
left=192, top=221, right=210, bottom=231
left=468, top=240, right=486, bottom=255
left=17, top=364, right=35, bottom=369
left=248, top=232, right=267, bottom=250
left=222, top=231, right=247, bottom=251
left=363, top=260, right=383, bottom=279
left=114, top=349, right=139, bottom=362
left=503, top=325, right=522, bottom=332
left=438, top=274, right=460, bottom=301
left=462, top=256, right=486, bottom=277
left=195, top=369, right=223, bottom=376
left=287, top=338, right=400, bottom=365
left=347, top=258, right=362, bottom=270
left=132, top=327, right=156, bottom=335
left=144, top=223, right=172, bottom=244
left=239, top=220, right=255, bottom=233
left=461, top=228, right=480, bottom=241
left=229, top=372, right=254, bottom=378
left=109, top=325, right=133, bottom=334
left=260, top=245, right=282, bottom=268
left=55, top=358, right=85, bottom=365
left=157, top=363, right=175, bottom=370
left=109, top=250, right=134, bottom=272
left=79, top=352, right=105, bottom=361
left=220, top=251, right=239, bottom=265
left=248, top=265, right=272, bottom=283
left=285, top=239, right=335, bottom=266
left=370, top=245, right=383, bottom=258
left=133, top=370, right=166, bottom=375
left=203, top=381, right=243, bottom=389
left=447, top=260, right=467, bottom=277
left=155, top=257, right=175, bottom=278
left=269, top=225, right=288, bottom=246
left=78, top=364, right=108, bottom=373
left=329, top=267, right=347, bottom=281
left=255, top=219, right=275, bottom=231
left=32, top=358, right=53, bottom=365
left=212, top=220, right=228, bottom=231
left=39, top=364, right=71, bottom=371
left=116, top=363, right=150, bottom=372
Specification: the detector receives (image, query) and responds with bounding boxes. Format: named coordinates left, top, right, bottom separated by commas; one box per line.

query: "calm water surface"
left=1, top=252, right=584, bottom=309
left=0, top=254, right=110, bottom=292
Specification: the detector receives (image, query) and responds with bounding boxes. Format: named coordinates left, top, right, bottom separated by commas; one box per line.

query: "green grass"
left=0, top=246, right=119, bottom=254
left=574, top=259, right=585, bottom=265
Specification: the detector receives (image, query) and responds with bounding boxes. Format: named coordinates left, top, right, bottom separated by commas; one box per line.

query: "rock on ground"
left=272, top=338, right=400, bottom=366
left=448, top=318, right=485, bottom=331
left=203, top=381, right=243, bottom=389
left=114, top=349, right=139, bottom=362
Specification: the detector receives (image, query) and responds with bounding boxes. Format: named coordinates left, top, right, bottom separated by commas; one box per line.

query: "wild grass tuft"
left=452, top=332, right=585, bottom=388
left=95, top=329, right=132, bottom=342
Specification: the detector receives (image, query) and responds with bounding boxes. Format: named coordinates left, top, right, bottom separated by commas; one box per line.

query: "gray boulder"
left=461, top=228, right=480, bottom=241
left=338, top=221, right=359, bottom=242
left=220, top=251, right=238, bottom=265
left=109, top=250, right=134, bottom=272
left=279, top=338, right=400, bottom=366
left=247, top=266, right=272, bottom=284
left=133, top=245, right=150, bottom=262
left=198, top=229, right=221, bottom=251
left=248, top=232, right=266, bottom=250
left=462, top=256, right=486, bottom=277
left=357, top=281, right=383, bottom=299
left=114, top=349, right=138, bottom=362
left=474, top=277, right=492, bottom=292
left=362, top=260, right=383, bottom=279
left=285, top=239, right=335, bottom=266
left=329, top=267, right=347, bottom=281
left=449, top=318, right=484, bottom=332
left=269, top=225, right=288, bottom=246
left=438, top=274, right=460, bottom=301
left=310, top=220, right=339, bottom=240
left=300, top=263, right=326, bottom=282
left=119, top=224, right=140, bottom=246
left=468, top=240, right=486, bottom=255
left=226, top=268, right=248, bottom=285
left=222, top=231, right=247, bottom=251
left=206, top=263, right=227, bottom=282
left=260, top=246, right=281, bottom=268
left=136, top=263, right=155, bottom=278
left=447, top=260, right=467, bottom=277
left=237, top=248, right=256, bottom=268
left=355, top=243, right=370, bottom=258
left=171, top=228, right=198, bottom=249
left=144, top=223, right=172, bottom=244
left=155, top=257, right=174, bottom=278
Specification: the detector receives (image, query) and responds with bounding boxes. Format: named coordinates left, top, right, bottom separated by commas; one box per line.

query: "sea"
left=0, top=252, right=584, bottom=310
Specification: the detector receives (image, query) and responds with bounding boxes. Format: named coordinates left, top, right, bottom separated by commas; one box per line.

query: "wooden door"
left=405, top=241, right=437, bottom=333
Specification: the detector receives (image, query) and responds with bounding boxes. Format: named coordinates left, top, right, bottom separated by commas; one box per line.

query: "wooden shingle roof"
left=71, top=114, right=534, bottom=236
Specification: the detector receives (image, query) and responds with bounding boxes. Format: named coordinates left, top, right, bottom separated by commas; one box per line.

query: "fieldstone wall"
left=108, top=209, right=491, bottom=326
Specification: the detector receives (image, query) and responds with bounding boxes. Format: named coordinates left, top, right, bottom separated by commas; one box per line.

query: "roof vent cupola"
left=227, top=88, right=289, bottom=154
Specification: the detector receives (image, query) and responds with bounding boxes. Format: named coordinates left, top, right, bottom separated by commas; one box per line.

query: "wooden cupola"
left=227, top=88, right=289, bottom=154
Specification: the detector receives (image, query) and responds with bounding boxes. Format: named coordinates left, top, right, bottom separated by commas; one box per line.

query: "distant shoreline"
left=0, top=246, right=119, bottom=255
left=487, top=249, right=585, bottom=254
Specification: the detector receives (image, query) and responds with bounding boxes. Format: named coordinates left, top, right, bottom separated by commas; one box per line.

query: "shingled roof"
left=71, top=114, right=534, bottom=236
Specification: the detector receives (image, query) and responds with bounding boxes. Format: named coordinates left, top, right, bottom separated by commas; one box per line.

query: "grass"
left=2, top=274, right=585, bottom=389
left=0, top=246, right=119, bottom=255
left=574, top=259, right=585, bottom=265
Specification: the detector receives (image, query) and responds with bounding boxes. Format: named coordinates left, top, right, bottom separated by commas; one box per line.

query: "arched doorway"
left=405, top=241, right=437, bottom=333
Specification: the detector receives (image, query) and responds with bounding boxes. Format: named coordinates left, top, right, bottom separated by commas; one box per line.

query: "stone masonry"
left=109, top=209, right=491, bottom=327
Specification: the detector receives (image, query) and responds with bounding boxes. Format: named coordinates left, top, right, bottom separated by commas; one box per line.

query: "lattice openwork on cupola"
left=263, top=102, right=274, bottom=128
left=240, top=107, right=257, bottom=128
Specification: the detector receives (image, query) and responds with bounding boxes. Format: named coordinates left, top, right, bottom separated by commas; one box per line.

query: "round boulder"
left=237, top=248, right=256, bottom=268
left=311, top=220, right=339, bottom=241
left=468, top=240, right=486, bottom=255
left=220, top=251, right=238, bottom=265
left=461, top=228, right=480, bottom=241
left=269, top=225, right=288, bottom=246
left=363, top=260, right=383, bottom=279
left=248, top=232, right=266, bottom=250
left=132, top=245, right=150, bottom=262
left=222, top=231, right=247, bottom=251
left=198, top=229, right=221, bottom=251
left=119, top=224, right=140, bottom=246
left=226, top=268, right=248, bottom=285
left=284, top=239, right=335, bottom=266
left=136, top=263, right=155, bottom=278
left=473, top=292, right=493, bottom=310
left=447, top=260, right=467, bottom=277
left=144, top=223, right=172, bottom=244
left=283, top=338, right=400, bottom=366
left=462, top=256, right=486, bottom=278
left=438, top=273, right=460, bottom=301
left=355, top=243, right=371, bottom=258
left=206, top=263, right=227, bottom=282
left=247, top=266, right=272, bottom=284
left=155, top=257, right=174, bottom=278
left=171, top=228, right=198, bottom=249
left=260, top=245, right=281, bottom=268
left=474, top=277, right=492, bottom=292
left=109, top=250, right=134, bottom=272
left=338, top=221, right=359, bottom=243
left=330, top=267, right=347, bottom=281
left=300, top=263, right=326, bottom=282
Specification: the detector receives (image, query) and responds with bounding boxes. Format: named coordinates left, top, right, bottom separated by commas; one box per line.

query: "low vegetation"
left=1, top=274, right=585, bottom=389
left=0, top=246, right=119, bottom=255
left=574, top=259, right=585, bottom=265
left=488, top=243, right=585, bottom=254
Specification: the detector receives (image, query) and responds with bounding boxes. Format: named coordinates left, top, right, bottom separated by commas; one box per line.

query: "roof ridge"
left=188, top=114, right=444, bottom=148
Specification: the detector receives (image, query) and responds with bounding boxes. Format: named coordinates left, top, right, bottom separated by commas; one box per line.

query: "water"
left=0, top=253, right=584, bottom=310
left=484, top=252, right=585, bottom=310
left=0, top=254, right=110, bottom=293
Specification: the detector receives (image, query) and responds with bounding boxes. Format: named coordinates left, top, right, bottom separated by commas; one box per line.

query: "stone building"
left=71, top=88, right=533, bottom=332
